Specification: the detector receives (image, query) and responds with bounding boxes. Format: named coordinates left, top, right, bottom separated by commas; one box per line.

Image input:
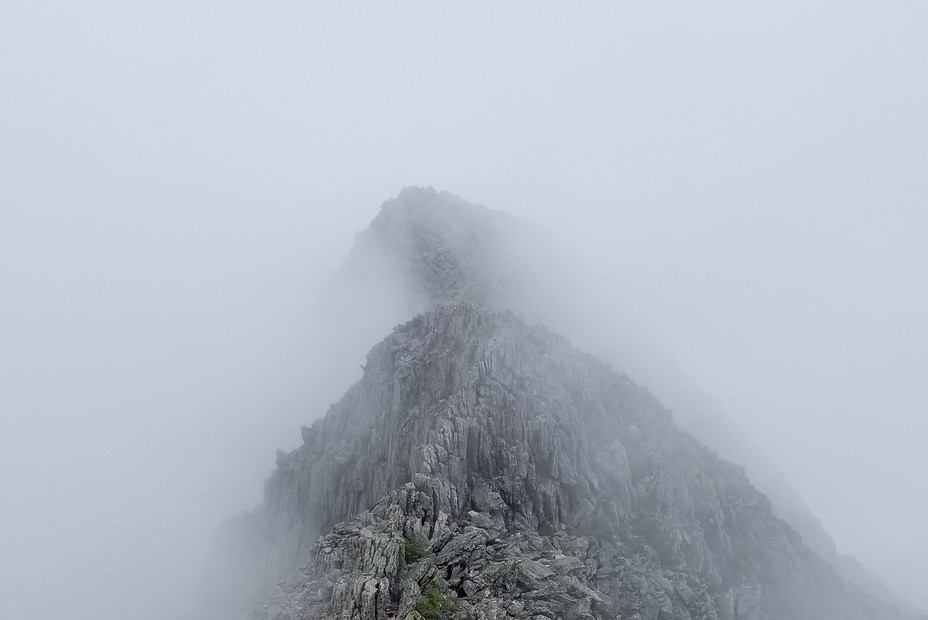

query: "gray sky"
left=1, top=2, right=926, bottom=619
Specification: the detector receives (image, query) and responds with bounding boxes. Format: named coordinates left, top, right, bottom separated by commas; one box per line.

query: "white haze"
left=1, top=2, right=926, bottom=618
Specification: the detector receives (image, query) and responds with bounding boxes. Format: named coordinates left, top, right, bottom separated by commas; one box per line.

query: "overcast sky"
left=2, top=2, right=926, bottom=619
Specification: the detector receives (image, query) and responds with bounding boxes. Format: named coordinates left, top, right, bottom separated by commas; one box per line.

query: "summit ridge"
left=198, top=189, right=924, bottom=620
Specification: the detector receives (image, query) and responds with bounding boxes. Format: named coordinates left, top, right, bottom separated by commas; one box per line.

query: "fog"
left=1, top=2, right=926, bottom=618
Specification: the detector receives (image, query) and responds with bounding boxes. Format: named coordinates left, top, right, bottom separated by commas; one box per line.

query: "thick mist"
left=2, top=2, right=926, bottom=619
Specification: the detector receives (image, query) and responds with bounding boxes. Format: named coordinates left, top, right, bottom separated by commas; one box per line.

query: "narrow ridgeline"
left=203, top=188, right=922, bottom=620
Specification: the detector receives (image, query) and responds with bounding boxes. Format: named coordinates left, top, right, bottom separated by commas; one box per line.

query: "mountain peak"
left=195, top=190, right=925, bottom=620
left=340, top=188, right=555, bottom=316
left=374, top=186, right=485, bottom=225
left=389, top=184, right=443, bottom=206
left=241, top=301, right=917, bottom=620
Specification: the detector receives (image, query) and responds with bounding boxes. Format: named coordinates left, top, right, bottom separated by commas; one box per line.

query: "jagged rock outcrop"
left=246, top=305, right=913, bottom=620
left=199, top=188, right=923, bottom=620
left=324, top=187, right=920, bottom=614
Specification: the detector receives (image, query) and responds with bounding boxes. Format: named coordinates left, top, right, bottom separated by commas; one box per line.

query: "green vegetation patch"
left=404, top=537, right=430, bottom=563
left=415, top=586, right=459, bottom=620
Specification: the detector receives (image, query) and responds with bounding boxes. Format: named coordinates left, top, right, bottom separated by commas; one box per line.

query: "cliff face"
left=327, top=187, right=918, bottom=614
left=203, top=188, right=922, bottom=620
left=251, top=305, right=909, bottom=620
left=327, top=186, right=569, bottom=335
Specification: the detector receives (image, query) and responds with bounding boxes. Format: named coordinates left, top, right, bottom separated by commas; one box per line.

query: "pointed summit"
left=338, top=187, right=564, bottom=317
left=196, top=189, right=926, bottom=620
left=249, top=302, right=917, bottom=620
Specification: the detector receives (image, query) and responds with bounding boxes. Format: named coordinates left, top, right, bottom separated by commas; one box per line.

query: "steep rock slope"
left=250, top=304, right=913, bottom=620
left=324, top=187, right=918, bottom=613
left=197, top=188, right=923, bottom=620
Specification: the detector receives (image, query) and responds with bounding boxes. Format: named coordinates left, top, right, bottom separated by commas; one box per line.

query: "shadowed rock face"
left=199, top=188, right=924, bottom=620
left=250, top=305, right=913, bottom=620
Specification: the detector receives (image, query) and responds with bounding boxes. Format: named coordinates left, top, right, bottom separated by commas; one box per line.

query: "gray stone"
left=198, top=190, right=925, bottom=620
left=236, top=304, right=921, bottom=620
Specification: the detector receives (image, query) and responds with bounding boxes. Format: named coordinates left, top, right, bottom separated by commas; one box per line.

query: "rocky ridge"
left=205, top=188, right=923, bottom=620
left=247, top=305, right=913, bottom=620
left=329, top=187, right=920, bottom=614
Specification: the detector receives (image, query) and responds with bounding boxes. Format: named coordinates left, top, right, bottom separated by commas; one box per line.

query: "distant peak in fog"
left=337, top=186, right=567, bottom=321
